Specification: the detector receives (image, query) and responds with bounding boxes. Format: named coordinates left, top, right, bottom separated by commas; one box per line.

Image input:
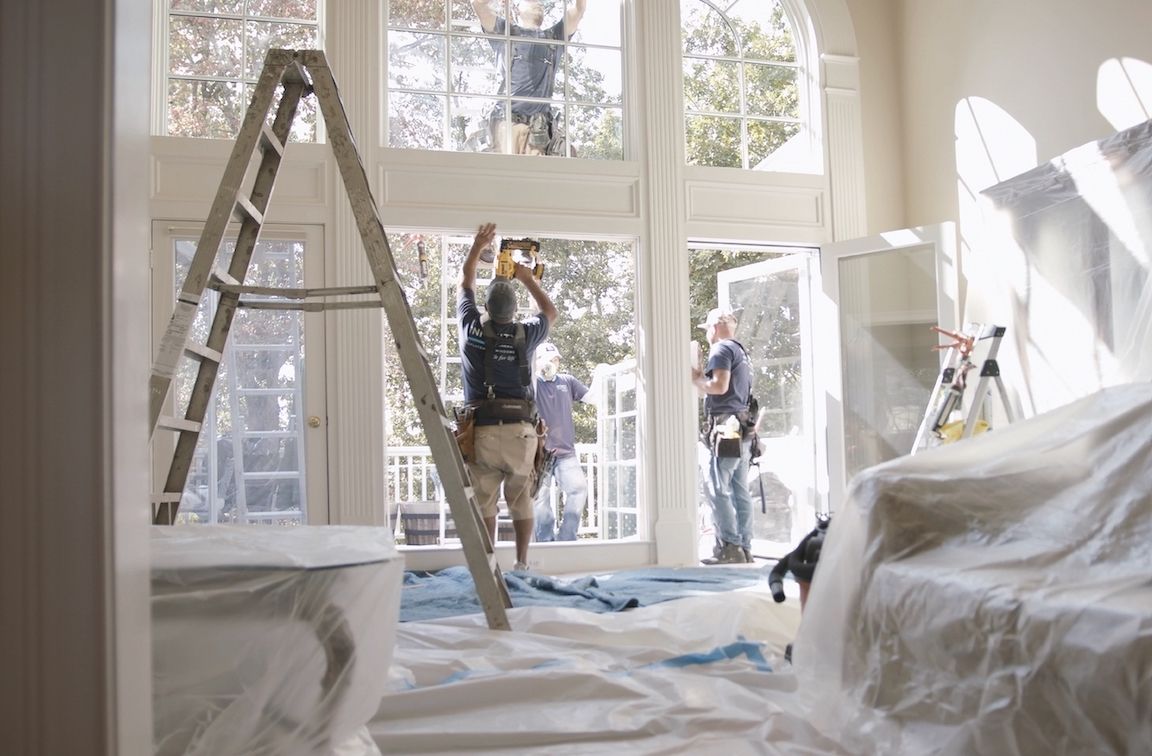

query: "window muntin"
left=386, top=1, right=624, bottom=159
left=681, top=0, right=807, bottom=171
left=165, top=0, right=321, bottom=141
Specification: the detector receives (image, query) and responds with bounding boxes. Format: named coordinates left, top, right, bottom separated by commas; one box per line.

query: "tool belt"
left=470, top=398, right=538, bottom=426
left=705, top=412, right=755, bottom=459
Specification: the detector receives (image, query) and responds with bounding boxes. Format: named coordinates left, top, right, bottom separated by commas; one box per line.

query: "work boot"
left=702, top=542, right=747, bottom=565
left=742, top=546, right=754, bottom=563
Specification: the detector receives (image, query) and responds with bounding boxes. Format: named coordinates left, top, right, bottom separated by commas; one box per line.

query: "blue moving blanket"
left=400, top=565, right=766, bottom=622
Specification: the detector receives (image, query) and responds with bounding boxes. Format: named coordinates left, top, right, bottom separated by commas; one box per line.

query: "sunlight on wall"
left=953, top=97, right=1036, bottom=341
left=1096, top=57, right=1152, bottom=132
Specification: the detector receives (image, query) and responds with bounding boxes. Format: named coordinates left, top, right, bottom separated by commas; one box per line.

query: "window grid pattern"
left=387, top=1, right=624, bottom=159
left=681, top=0, right=805, bottom=170
left=165, top=1, right=322, bottom=141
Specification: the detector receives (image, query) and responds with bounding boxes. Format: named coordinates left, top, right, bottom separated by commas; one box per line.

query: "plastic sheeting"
left=368, top=589, right=825, bottom=755
left=796, top=383, right=1152, bottom=755
left=979, top=119, right=1152, bottom=416
left=151, top=526, right=404, bottom=756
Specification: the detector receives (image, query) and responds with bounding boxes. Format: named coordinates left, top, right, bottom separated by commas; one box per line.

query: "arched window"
left=387, top=1, right=624, bottom=159
left=681, top=0, right=815, bottom=171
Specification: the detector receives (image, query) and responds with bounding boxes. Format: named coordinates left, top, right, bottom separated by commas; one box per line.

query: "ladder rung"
left=211, top=268, right=240, bottom=287
left=216, top=284, right=380, bottom=299
left=184, top=342, right=222, bottom=364
left=156, top=416, right=202, bottom=434
left=240, top=470, right=300, bottom=480
left=233, top=193, right=264, bottom=225
left=237, top=299, right=383, bottom=311
left=260, top=123, right=285, bottom=157
left=151, top=492, right=183, bottom=504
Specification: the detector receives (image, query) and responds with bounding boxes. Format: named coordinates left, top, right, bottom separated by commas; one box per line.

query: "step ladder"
left=910, top=323, right=1016, bottom=454
left=149, top=48, right=513, bottom=631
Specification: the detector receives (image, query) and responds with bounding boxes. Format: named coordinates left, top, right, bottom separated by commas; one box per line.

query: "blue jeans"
left=533, top=455, right=588, bottom=541
left=706, top=438, right=754, bottom=550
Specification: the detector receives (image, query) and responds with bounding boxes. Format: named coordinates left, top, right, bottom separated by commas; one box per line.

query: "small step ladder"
left=149, top=49, right=513, bottom=631
left=911, top=323, right=1016, bottom=454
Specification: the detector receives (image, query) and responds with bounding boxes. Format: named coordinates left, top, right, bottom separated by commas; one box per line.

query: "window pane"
left=747, top=119, right=801, bottom=169
left=567, top=105, right=622, bottom=160
left=389, top=92, right=445, bottom=149
left=388, top=0, right=447, bottom=30
left=449, top=95, right=499, bottom=152
left=450, top=0, right=501, bottom=32
left=683, top=58, right=739, bottom=114
left=168, top=79, right=244, bottom=138
left=244, top=84, right=317, bottom=142
left=244, top=20, right=319, bottom=80
left=390, top=32, right=448, bottom=91
left=170, top=16, right=244, bottom=77
left=745, top=63, right=798, bottom=118
left=570, top=0, right=621, bottom=47
left=681, top=0, right=737, bottom=57
left=565, top=46, right=621, bottom=105
left=171, top=0, right=244, bottom=13
left=449, top=36, right=500, bottom=95
left=246, top=0, right=317, bottom=21
left=726, top=0, right=795, bottom=62
left=685, top=114, right=741, bottom=168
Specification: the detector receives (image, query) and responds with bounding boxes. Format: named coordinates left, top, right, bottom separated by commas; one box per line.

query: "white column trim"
left=324, top=0, right=387, bottom=525
left=823, top=53, right=868, bottom=240
left=637, top=0, right=698, bottom=566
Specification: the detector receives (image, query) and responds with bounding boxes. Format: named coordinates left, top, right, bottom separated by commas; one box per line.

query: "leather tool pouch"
left=714, top=436, right=742, bottom=458
left=530, top=417, right=553, bottom=497
left=453, top=406, right=476, bottom=462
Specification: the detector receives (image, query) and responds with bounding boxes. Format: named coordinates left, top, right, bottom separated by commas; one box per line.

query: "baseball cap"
left=536, top=342, right=561, bottom=360
left=485, top=279, right=518, bottom=323
left=696, top=307, right=739, bottom=329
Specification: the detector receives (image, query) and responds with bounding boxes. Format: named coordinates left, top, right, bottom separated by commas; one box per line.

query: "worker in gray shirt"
left=532, top=342, right=598, bottom=541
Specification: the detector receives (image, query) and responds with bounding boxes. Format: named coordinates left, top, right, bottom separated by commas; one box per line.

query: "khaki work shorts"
left=468, top=421, right=538, bottom=520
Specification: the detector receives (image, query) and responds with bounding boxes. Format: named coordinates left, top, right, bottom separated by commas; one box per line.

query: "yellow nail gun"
left=495, top=238, right=544, bottom=281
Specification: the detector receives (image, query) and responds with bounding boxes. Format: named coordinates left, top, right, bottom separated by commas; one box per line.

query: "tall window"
left=164, top=1, right=322, bottom=140
left=387, top=1, right=624, bottom=159
left=681, top=0, right=811, bottom=171
left=382, top=231, right=640, bottom=542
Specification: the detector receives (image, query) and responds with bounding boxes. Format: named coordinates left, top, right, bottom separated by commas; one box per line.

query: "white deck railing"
left=386, top=444, right=601, bottom=541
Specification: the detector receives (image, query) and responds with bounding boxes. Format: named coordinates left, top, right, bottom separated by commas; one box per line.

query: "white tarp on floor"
left=370, top=384, right=1152, bottom=755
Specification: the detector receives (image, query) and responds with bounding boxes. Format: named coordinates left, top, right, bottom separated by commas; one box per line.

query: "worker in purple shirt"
left=532, top=343, right=599, bottom=541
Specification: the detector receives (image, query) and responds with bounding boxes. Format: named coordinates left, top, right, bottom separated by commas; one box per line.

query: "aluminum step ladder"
left=149, top=48, right=513, bottom=631
left=911, top=323, right=1015, bottom=454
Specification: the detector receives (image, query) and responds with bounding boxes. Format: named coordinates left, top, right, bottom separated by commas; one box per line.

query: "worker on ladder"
left=457, top=223, right=558, bottom=571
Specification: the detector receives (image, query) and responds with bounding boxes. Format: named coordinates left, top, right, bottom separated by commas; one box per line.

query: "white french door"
left=151, top=222, right=330, bottom=525
left=716, top=252, right=821, bottom=556
left=818, top=223, right=959, bottom=511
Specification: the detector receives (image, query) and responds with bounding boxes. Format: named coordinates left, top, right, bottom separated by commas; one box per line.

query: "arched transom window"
left=681, top=0, right=813, bottom=171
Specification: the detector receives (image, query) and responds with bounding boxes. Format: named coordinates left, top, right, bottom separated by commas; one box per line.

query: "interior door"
left=151, top=222, right=329, bottom=525
left=819, top=223, right=959, bottom=512
left=716, top=253, right=820, bottom=556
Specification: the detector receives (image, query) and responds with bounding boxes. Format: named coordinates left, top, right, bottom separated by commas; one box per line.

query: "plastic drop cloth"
left=151, top=525, right=404, bottom=756
left=979, top=119, right=1152, bottom=416
left=367, top=588, right=838, bottom=755
left=795, top=383, right=1152, bottom=755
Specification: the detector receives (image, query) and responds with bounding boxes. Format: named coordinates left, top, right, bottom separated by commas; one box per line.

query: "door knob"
left=308, top=415, right=322, bottom=428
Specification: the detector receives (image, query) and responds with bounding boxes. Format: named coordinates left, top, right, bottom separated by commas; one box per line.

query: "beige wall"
left=898, top=0, right=1152, bottom=228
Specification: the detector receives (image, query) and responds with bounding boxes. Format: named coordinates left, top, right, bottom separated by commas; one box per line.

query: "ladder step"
left=156, top=415, right=202, bottom=434
left=239, top=470, right=301, bottom=480
left=233, top=193, right=264, bottom=225
left=259, top=122, right=285, bottom=157
left=211, top=268, right=240, bottom=287
left=184, top=342, right=222, bottom=364
left=151, top=492, right=183, bottom=504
